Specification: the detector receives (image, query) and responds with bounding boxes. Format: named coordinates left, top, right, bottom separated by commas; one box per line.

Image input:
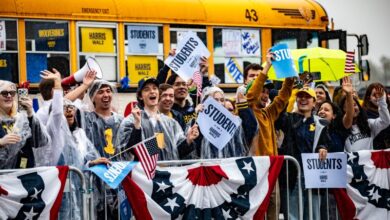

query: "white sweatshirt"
left=344, top=95, right=390, bottom=152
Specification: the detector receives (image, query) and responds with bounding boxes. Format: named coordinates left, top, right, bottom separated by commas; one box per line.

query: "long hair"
left=339, top=95, right=371, bottom=136
left=362, top=82, right=390, bottom=113
left=318, top=100, right=342, bottom=130
left=0, top=80, right=17, bottom=118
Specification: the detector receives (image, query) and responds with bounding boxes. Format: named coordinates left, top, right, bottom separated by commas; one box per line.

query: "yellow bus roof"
left=1, top=0, right=328, bottom=29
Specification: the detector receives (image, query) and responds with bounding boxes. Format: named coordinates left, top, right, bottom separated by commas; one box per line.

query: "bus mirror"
left=360, top=60, right=370, bottom=81
left=360, top=34, right=369, bottom=56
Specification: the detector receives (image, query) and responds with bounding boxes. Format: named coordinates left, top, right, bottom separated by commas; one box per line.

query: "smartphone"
left=18, top=88, right=29, bottom=111
left=310, top=72, right=321, bottom=81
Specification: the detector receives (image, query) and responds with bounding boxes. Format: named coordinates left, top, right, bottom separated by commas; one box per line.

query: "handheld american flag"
left=193, top=70, right=202, bottom=97
left=133, top=136, right=160, bottom=180
left=344, top=51, right=355, bottom=73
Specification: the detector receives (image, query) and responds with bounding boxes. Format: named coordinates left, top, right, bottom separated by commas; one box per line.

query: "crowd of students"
left=0, top=49, right=389, bottom=219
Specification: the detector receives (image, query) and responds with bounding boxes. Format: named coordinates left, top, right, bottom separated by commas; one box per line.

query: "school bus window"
left=25, top=21, right=70, bottom=83
left=169, top=27, right=207, bottom=50
left=0, top=19, right=18, bottom=83
left=273, top=29, right=319, bottom=49
left=213, top=28, right=261, bottom=84
left=307, top=32, right=319, bottom=48
left=124, top=25, right=163, bottom=84
left=78, top=25, right=118, bottom=81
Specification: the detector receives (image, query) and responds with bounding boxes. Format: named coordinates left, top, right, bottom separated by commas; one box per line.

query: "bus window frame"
left=24, top=19, right=70, bottom=53
left=24, top=19, right=71, bottom=82
left=124, top=23, right=164, bottom=83
left=212, top=26, right=262, bottom=84
left=76, top=21, right=119, bottom=82
left=0, top=18, right=19, bottom=83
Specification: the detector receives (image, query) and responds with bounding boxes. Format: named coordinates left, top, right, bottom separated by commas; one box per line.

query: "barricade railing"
left=0, top=166, right=87, bottom=220
left=86, top=156, right=304, bottom=220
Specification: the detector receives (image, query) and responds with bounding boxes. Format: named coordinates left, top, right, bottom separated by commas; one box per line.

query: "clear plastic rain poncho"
left=40, top=89, right=100, bottom=220
left=194, top=86, right=250, bottom=159
left=82, top=80, right=123, bottom=159
left=80, top=80, right=123, bottom=219
left=116, top=111, right=194, bottom=161
left=0, top=80, right=50, bottom=169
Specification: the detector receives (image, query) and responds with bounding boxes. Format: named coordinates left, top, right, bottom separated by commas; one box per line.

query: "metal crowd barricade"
left=86, top=156, right=304, bottom=220
left=0, top=166, right=87, bottom=220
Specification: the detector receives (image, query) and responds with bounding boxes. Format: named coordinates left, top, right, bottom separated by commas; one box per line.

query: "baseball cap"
left=264, top=80, right=274, bottom=90
left=137, top=77, right=159, bottom=94
left=296, top=87, right=316, bottom=100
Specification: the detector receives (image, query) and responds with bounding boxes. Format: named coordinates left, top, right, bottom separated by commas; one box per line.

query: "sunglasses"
left=0, top=90, right=17, bottom=98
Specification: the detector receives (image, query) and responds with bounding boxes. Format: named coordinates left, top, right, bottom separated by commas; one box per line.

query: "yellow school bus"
left=0, top=0, right=329, bottom=88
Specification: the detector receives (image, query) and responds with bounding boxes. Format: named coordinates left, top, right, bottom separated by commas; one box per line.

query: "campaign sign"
left=33, top=22, right=69, bottom=51
left=164, top=31, right=210, bottom=81
left=88, top=161, right=138, bottom=189
left=197, top=97, right=241, bottom=150
left=224, top=57, right=243, bottom=83
left=241, top=29, right=260, bottom=56
left=271, top=43, right=298, bottom=79
left=301, top=152, right=347, bottom=188
left=127, top=25, right=158, bottom=54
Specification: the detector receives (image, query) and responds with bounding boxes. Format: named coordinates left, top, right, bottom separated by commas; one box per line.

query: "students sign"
left=301, top=152, right=347, bottom=188
left=164, top=31, right=210, bottom=81
left=197, top=97, right=241, bottom=150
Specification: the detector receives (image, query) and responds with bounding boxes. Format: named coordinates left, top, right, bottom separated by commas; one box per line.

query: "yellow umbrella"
left=266, top=47, right=360, bottom=82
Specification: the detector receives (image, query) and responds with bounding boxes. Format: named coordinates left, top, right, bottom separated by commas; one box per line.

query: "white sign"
left=222, top=29, right=241, bottom=56
left=197, top=97, right=241, bottom=150
left=0, top=21, right=6, bottom=51
left=127, top=25, right=158, bottom=54
left=176, top=31, right=188, bottom=44
left=241, top=29, right=260, bottom=56
left=302, top=152, right=347, bottom=188
left=165, top=32, right=210, bottom=81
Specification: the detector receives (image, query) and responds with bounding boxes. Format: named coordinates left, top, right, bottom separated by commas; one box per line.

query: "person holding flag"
left=116, top=77, right=200, bottom=162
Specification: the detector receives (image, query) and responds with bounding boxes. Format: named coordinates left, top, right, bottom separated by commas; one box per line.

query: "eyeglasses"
left=63, top=105, right=75, bottom=111
left=0, top=90, right=16, bottom=98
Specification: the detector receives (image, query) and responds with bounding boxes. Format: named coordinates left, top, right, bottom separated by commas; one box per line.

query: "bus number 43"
left=245, top=9, right=258, bottom=22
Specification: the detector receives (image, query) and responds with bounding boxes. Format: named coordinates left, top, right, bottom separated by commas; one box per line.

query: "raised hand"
left=83, top=70, right=97, bottom=87
left=195, top=104, right=204, bottom=114
left=265, top=51, right=275, bottom=66
left=342, top=76, right=353, bottom=94
left=319, top=148, right=327, bottom=161
left=40, top=68, right=61, bottom=81
left=199, top=56, right=209, bottom=75
left=186, top=124, right=199, bottom=144
left=132, top=106, right=142, bottom=129
left=19, top=96, right=33, bottom=117
left=168, top=49, right=176, bottom=57
left=40, top=68, right=62, bottom=89
left=0, top=133, right=21, bottom=147
left=374, top=86, right=385, bottom=99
